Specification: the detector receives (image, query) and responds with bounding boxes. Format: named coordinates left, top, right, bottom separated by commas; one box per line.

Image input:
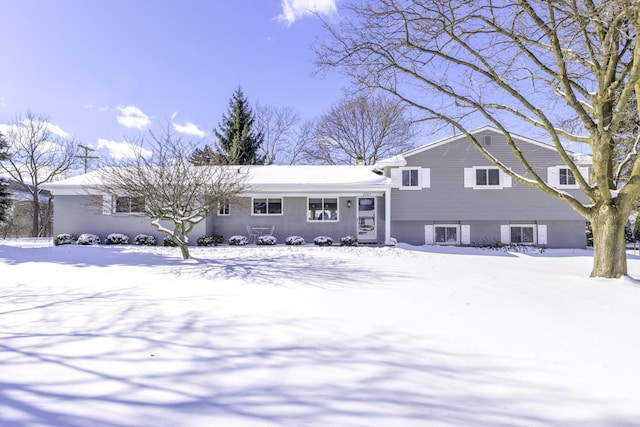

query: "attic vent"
left=483, top=135, right=492, bottom=147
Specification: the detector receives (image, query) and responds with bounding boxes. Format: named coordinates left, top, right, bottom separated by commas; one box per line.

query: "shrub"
left=340, top=236, right=358, bottom=247
left=285, top=235, right=305, bottom=246
left=257, top=235, right=277, bottom=245
left=163, top=236, right=178, bottom=247
left=313, top=236, right=334, bottom=246
left=228, top=235, right=248, bottom=246
left=134, top=234, right=157, bottom=246
left=106, top=233, right=130, bottom=245
left=77, top=233, right=100, bottom=245
left=197, top=235, right=224, bottom=246
left=54, top=233, right=75, bottom=246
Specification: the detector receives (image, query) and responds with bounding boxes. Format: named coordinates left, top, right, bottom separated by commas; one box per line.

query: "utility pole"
left=76, top=144, right=99, bottom=173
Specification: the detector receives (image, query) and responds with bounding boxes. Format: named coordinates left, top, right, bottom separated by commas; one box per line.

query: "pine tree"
left=189, top=144, right=216, bottom=165
left=0, top=132, right=12, bottom=223
left=214, top=87, right=265, bottom=165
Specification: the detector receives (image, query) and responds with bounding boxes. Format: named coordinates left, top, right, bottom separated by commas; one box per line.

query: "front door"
left=357, top=197, right=376, bottom=241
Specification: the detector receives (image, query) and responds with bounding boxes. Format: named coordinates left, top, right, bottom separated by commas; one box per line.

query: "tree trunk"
left=590, top=206, right=628, bottom=278
left=31, top=192, right=40, bottom=238
left=178, top=242, right=190, bottom=260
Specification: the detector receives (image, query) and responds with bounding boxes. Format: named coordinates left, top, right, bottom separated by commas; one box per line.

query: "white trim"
left=461, top=225, right=471, bottom=245
left=468, top=166, right=504, bottom=189
left=433, top=224, right=461, bottom=245
left=424, top=225, right=434, bottom=245
left=500, top=225, right=510, bottom=244
left=217, top=201, right=230, bottom=216
left=251, top=197, right=283, bottom=216
left=307, top=196, right=339, bottom=222
left=538, top=224, right=548, bottom=246
left=508, top=224, right=538, bottom=245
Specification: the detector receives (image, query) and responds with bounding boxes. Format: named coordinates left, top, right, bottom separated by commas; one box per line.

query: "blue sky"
left=0, top=0, right=344, bottom=159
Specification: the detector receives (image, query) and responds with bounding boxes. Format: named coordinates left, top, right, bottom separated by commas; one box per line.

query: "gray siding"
left=390, top=130, right=587, bottom=248
left=207, top=196, right=386, bottom=244
left=392, top=220, right=586, bottom=248
left=51, top=194, right=205, bottom=245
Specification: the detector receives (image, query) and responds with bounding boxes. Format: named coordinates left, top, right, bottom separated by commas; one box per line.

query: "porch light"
left=347, top=200, right=352, bottom=208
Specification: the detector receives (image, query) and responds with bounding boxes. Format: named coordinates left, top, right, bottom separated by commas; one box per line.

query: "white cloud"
left=97, top=138, right=152, bottom=160
left=116, top=105, right=151, bottom=129
left=277, top=0, right=337, bottom=26
left=173, top=121, right=206, bottom=138
left=0, top=120, right=69, bottom=139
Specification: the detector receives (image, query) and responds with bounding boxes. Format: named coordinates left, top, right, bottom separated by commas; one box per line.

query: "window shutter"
left=421, top=168, right=430, bottom=188
left=390, top=168, right=402, bottom=188
left=501, top=170, right=512, bottom=188
left=538, top=225, right=547, bottom=245
left=102, top=195, right=112, bottom=215
left=461, top=225, right=471, bottom=245
left=500, top=225, right=510, bottom=244
left=424, top=225, right=434, bottom=245
left=547, top=166, right=559, bottom=187
left=464, top=168, right=475, bottom=187
left=578, top=167, right=590, bottom=184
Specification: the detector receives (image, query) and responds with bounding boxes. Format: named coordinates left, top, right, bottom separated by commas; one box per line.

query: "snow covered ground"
left=1, top=239, right=640, bottom=427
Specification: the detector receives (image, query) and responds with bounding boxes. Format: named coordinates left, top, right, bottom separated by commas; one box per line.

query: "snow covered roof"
left=42, top=165, right=391, bottom=195
left=395, top=125, right=591, bottom=162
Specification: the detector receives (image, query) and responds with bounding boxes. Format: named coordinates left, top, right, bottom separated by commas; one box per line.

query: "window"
left=464, top=167, right=511, bottom=189
left=510, top=225, right=536, bottom=244
left=476, top=168, right=500, bottom=186
left=435, top=225, right=460, bottom=244
left=308, top=197, right=338, bottom=221
left=402, top=169, right=419, bottom=187
left=218, top=201, right=230, bottom=216
left=115, top=196, right=145, bottom=214
left=483, top=135, right=492, bottom=147
left=253, top=198, right=282, bottom=215
left=559, top=168, right=576, bottom=186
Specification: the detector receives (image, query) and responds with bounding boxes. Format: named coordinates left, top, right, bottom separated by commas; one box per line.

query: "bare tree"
left=254, top=104, right=317, bottom=164
left=97, top=126, right=247, bottom=260
left=306, top=93, right=417, bottom=165
left=316, top=0, right=640, bottom=278
left=1, top=111, right=78, bottom=237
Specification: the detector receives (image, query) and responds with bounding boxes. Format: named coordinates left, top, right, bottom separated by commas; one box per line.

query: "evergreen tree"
left=189, top=144, right=216, bottom=165
left=214, top=87, right=265, bottom=165
left=0, top=132, right=12, bottom=223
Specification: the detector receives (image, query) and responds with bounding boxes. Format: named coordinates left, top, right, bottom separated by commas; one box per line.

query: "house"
left=42, top=126, right=590, bottom=248
left=379, top=126, right=590, bottom=248
left=42, top=165, right=393, bottom=245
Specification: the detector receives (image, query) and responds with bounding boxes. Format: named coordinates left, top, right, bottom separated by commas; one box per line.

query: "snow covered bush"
left=197, top=235, right=224, bottom=246
left=228, top=235, right=248, bottom=246
left=340, top=236, right=358, bottom=247
left=313, top=236, right=334, bottom=246
left=257, top=235, right=277, bottom=245
left=285, top=235, right=305, bottom=246
left=106, top=233, right=130, bottom=245
left=77, top=233, right=100, bottom=245
left=54, top=233, right=75, bottom=246
left=134, top=234, right=157, bottom=246
left=163, top=236, right=178, bottom=247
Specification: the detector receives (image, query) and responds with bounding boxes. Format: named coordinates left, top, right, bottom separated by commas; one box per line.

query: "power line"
left=76, top=144, right=99, bottom=174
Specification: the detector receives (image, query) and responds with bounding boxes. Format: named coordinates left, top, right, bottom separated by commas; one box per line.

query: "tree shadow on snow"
left=0, top=289, right=637, bottom=427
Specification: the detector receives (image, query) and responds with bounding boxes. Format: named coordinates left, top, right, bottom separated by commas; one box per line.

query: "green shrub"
left=228, top=235, right=248, bottom=246
left=257, top=235, right=277, bottom=245
left=106, top=233, right=130, bottom=245
left=313, top=236, right=334, bottom=246
left=134, top=234, right=157, bottom=246
left=77, top=233, right=100, bottom=245
left=285, top=235, right=305, bottom=245
left=197, top=235, right=224, bottom=246
left=54, top=233, right=75, bottom=246
left=340, top=236, right=358, bottom=246
left=163, top=236, right=179, bottom=247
